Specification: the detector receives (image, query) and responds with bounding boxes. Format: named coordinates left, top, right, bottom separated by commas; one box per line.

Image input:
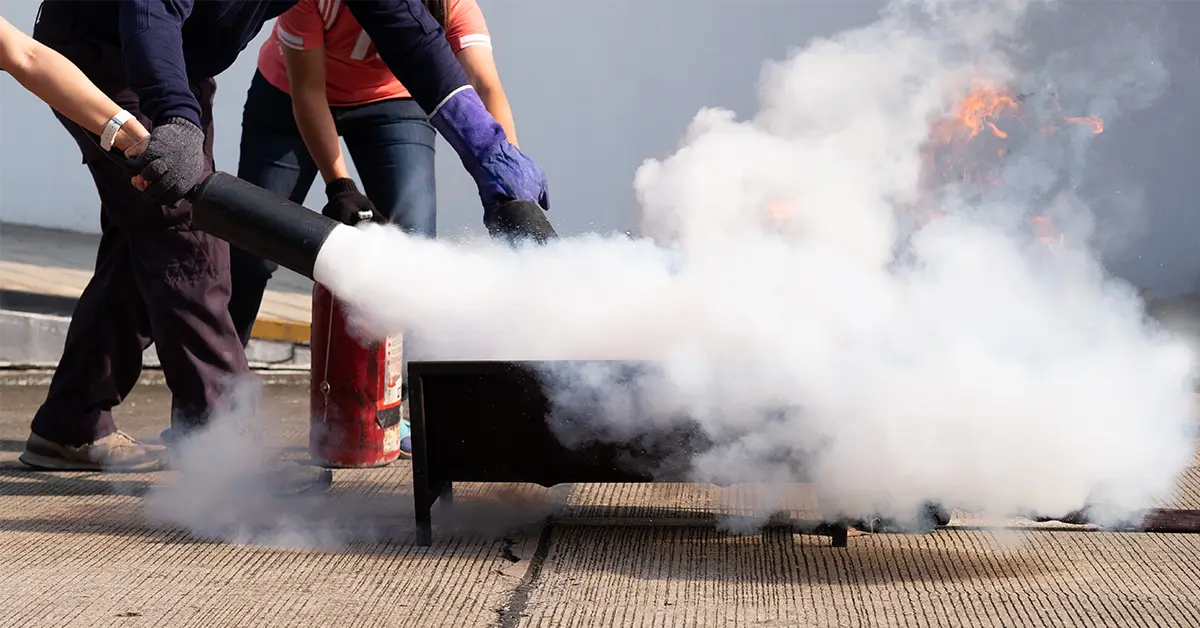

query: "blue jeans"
left=229, top=70, right=438, bottom=346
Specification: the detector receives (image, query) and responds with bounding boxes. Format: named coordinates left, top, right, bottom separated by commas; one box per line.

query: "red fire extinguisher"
left=309, top=282, right=405, bottom=468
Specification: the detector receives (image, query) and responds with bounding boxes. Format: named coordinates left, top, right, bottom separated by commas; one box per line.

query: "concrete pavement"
left=2, top=377, right=1199, bottom=627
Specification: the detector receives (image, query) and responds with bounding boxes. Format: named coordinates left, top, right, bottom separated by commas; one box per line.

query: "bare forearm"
left=477, top=85, right=518, bottom=147
left=292, top=95, right=350, bottom=184
left=280, top=44, right=345, bottom=184
left=0, top=25, right=148, bottom=151
left=455, top=47, right=519, bottom=147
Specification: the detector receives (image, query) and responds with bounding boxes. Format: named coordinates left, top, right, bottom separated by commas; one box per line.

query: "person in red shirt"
left=225, top=0, right=520, bottom=456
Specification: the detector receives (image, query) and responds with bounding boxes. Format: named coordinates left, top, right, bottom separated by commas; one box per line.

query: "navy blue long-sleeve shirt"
left=68, top=0, right=470, bottom=128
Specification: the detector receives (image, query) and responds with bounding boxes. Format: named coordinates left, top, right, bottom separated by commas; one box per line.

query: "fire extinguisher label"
left=380, top=333, right=405, bottom=410
left=382, top=424, right=401, bottom=454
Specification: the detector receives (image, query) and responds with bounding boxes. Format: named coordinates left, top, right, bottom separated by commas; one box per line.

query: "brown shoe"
left=19, top=431, right=166, bottom=472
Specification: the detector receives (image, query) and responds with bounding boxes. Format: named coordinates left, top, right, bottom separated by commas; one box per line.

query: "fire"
left=762, top=196, right=794, bottom=230
left=922, top=80, right=1025, bottom=189
left=1064, top=116, right=1104, bottom=134
left=919, top=78, right=1106, bottom=253
left=1028, top=215, right=1065, bottom=255
left=927, top=80, right=1021, bottom=147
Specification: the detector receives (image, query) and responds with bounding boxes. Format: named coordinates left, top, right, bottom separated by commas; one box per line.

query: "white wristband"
left=100, top=110, right=135, bottom=151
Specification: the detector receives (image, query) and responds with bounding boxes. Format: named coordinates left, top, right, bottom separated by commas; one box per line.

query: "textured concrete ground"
left=1, top=378, right=1199, bottom=628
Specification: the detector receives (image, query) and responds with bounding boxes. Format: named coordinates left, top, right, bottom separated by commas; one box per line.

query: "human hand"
left=131, top=117, right=206, bottom=206
left=474, top=140, right=550, bottom=216
left=124, top=135, right=151, bottom=192
left=117, top=118, right=151, bottom=155
left=322, top=178, right=386, bottom=226
left=428, top=87, right=550, bottom=217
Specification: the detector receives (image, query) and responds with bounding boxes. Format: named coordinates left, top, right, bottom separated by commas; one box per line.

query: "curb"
left=251, top=316, right=311, bottom=344
left=0, top=287, right=312, bottom=345
left=0, top=368, right=311, bottom=387
left=1, top=309, right=311, bottom=371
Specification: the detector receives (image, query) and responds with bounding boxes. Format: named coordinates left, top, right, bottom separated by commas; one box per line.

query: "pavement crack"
left=497, top=523, right=555, bottom=628
left=499, top=538, right=522, bottom=563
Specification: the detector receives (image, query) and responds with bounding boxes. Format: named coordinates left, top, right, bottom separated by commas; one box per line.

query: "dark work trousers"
left=227, top=70, right=438, bottom=346
left=29, top=5, right=250, bottom=446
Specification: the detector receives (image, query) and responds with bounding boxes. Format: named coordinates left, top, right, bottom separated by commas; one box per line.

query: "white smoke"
left=315, top=0, right=1196, bottom=528
left=141, top=379, right=355, bottom=549
left=143, top=378, right=560, bottom=548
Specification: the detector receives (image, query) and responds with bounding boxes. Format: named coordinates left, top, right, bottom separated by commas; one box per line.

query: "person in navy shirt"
left=20, top=0, right=548, bottom=492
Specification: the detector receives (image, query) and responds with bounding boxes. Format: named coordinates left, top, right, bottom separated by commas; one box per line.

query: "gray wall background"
left=0, top=1, right=1197, bottom=297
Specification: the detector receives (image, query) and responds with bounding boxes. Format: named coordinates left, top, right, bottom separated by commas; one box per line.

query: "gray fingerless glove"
left=135, top=117, right=206, bottom=207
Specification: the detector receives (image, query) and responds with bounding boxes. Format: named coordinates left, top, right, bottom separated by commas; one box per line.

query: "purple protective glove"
left=430, top=87, right=550, bottom=215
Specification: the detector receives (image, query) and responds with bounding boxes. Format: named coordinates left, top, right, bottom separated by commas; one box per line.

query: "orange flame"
left=928, top=80, right=1021, bottom=146
left=922, top=80, right=1024, bottom=189
left=1027, top=216, right=1065, bottom=255
left=918, top=78, right=1106, bottom=253
left=1064, top=116, right=1104, bottom=134
left=762, top=196, right=794, bottom=229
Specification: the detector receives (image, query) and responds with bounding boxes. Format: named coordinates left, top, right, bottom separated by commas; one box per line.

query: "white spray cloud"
left=316, top=0, right=1196, bottom=528
left=141, top=379, right=358, bottom=549
left=143, top=379, right=560, bottom=548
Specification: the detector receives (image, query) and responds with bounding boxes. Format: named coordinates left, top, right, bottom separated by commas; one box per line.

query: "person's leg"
left=227, top=71, right=320, bottom=347
left=22, top=134, right=161, bottom=470
left=31, top=71, right=250, bottom=444
left=338, top=98, right=438, bottom=238
left=338, top=98, right=438, bottom=457
left=29, top=16, right=250, bottom=442
left=22, top=18, right=167, bottom=470
left=26, top=8, right=329, bottom=492
left=91, top=75, right=251, bottom=440
left=148, top=78, right=331, bottom=492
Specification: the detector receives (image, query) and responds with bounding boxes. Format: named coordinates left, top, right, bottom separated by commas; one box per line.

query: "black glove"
left=134, top=117, right=207, bottom=207
left=322, top=178, right=385, bottom=226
